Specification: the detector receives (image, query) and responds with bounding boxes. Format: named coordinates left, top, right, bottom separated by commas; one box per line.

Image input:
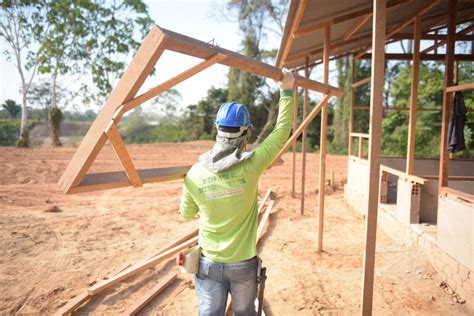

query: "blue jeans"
left=195, top=255, right=258, bottom=316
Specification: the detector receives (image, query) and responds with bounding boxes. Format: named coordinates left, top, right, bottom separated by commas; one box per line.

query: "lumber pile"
left=55, top=189, right=275, bottom=315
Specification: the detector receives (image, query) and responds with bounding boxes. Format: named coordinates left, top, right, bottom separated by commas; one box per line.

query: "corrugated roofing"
left=277, top=0, right=474, bottom=69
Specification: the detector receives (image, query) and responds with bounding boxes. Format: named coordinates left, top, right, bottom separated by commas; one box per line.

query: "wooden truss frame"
left=59, top=25, right=343, bottom=194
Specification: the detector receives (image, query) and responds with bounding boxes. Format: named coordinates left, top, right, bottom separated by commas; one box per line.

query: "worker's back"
left=180, top=90, right=294, bottom=263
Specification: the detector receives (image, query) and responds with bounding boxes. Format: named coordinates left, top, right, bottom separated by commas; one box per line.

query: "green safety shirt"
left=179, top=90, right=293, bottom=263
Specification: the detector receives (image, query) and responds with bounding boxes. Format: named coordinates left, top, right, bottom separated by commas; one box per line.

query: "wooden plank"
left=355, top=0, right=440, bottom=59
left=58, top=26, right=167, bottom=194
left=406, top=14, right=421, bottom=175
left=380, top=165, right=426, bottom=184
left=351, top=132, right=370, bottom=138
left=317, top=25, right=330, bottom=253
left=54, top=262, right=132, bottom=316
left=419, top=175, right=474, bottom=181
left=278, top=0, right=308, bottom=67
left=270, top=95, right=331, bottom=167
left=68, top=166, right=191, bottom=194
left=123, top=273, right=177, bottom=316
left=88, top=236, right=198, bottom=296
left=438, top=0, right=457, bottom=190
left=352, top=76, right=371, bottom=88
left=106, top=122, right=142, bottom=187
left=293, top=0, right=409, bottom=38
left=122, top=53, right=227, bottom=112
left=292, top=86, right=298, bottom=198
left=361, top=0, right=386, bottom=314
left=349, top=57, right=356, bottom=156
left=159, top=26, right=343, bottom=97
left=440, top=187, right=474, bottom=204
left=257, top=200, right=275, bottom=242
left=358, top=53, right=474, bottom=61
left=446, top=82, right=474, bottom=93
left=300, top=58, right=309, bottom=215
left=391, top=33, right=474, bottom=41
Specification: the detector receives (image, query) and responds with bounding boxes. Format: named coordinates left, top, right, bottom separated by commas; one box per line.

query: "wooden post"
left=438, top=0, right=456, bottom=190
left=300, top=57, right=309, bottom=215
left=359, top=137, right=364, bottom=158
left=406, top=15, right=421, bottom=175
left=317, top=25, right=330, bottom=253
left=292, top=85, right=299, bottom=198
left=349, top=57, right=356, bottom=156
left=361, top=0, right=386, bottom=315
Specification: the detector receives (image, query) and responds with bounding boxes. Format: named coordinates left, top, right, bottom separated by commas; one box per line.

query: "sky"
left=0, top=0, right=258, bottom=113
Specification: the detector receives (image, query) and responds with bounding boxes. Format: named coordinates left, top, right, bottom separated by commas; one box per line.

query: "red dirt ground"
left=0, top=141, right=470, bottom=315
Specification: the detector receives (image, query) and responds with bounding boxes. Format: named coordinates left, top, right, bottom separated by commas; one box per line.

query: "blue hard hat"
left=215, top=102, right=252, bottom=127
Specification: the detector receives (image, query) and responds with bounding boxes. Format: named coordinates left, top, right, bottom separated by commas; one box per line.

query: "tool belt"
left=176, top=245, right=201, bottom=274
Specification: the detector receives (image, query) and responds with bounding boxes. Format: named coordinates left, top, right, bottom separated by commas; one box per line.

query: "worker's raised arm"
left=249, top=69, right=295, bottom=174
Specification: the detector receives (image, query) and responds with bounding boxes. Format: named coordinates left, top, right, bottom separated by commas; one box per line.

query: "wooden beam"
left=270, top=95, right=331, bottom=167
left=123, top=273, right=178, bottom=316
left=355, top=0, right=440, bottom=59
left=122, top=53, right=227, bottom=112
left=278, top=0, right=308, bottom=68
left=292, top=85, right=298, bottom=198
left=351, top=133, right=370, bottom=138
left=58, top=26, right=167, bottom=194
left=257, top=200, right=275, bottom=241
left=342, top=14, right=373, bottom=42
left=68, top=166, right=190, bottom=194
left=446, top=82, right=474, bottom=93
left=160, top=27, right=343, bottom=96
left=317, top=25, right=330, bottom=253
left=88, top=236, right=198, bottom=295
left=422, top=23, right=474, bottom=54
left=300, top=57, right=309, bottom=215
left=349, top=57, right=356, bottom=156
left=406, top=14, right=421, bottom=175
left=361, top=0, right=386, bottom=314
left=352, top=76, right=372, bottom=88
left=293, top=0, right=409, bottom=38
left=105, top=122, right=142, bottom=187
left=438, top=0, right=457, bottom=190
left=358, top=53, right=474, bottom=61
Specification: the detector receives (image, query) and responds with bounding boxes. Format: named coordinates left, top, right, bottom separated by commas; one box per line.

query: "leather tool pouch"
left=177, top=245, right=201, bottom=274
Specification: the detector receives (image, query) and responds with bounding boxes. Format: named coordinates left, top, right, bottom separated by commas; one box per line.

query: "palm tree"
left=2, top=99, right=21, bottom=119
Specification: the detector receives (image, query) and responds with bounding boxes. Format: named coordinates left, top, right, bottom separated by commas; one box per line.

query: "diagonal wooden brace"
left=105, top=122, right=142, bottom=187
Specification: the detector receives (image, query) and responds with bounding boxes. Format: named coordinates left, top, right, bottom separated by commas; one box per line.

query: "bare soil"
left=0, top=141, right=469, bottom=315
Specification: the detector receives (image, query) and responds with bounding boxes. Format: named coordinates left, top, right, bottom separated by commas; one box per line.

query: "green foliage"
left=16, top=130, right=29, bottom=147
left=0, top=119, right=20, bottom=146
left=1, top=99, right=21, bottom=119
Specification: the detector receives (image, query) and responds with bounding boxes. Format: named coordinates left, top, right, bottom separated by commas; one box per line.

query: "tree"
left=225, top=0, right=288, bottom=143
left=1, top=99, right=21, bottom=119
left=0, top=0, right=49, bottom=146
left=36, top=0, right=153, bottom=145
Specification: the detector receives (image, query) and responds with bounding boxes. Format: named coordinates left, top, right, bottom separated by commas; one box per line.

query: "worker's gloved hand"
left=277, top=68, right=295, bottom=90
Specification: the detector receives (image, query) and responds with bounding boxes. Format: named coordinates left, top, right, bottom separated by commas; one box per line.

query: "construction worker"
left=179, top=69, right=294, bottom=316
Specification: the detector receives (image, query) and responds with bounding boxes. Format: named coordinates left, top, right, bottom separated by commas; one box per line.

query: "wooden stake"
left=438, top=0, right=457, bottom=190
left=406, top=15, right=421, bottom=175
left=361, top=0, right=386, bottom=314
left=300, top=57, right=309, bottom=215
left=292, top=85, right=298, bottom=198
left=122, top=273, right=177, bottom=316
left=317, top=25, right=330, bottom=253
left=106, top=122, right=142, bottom=187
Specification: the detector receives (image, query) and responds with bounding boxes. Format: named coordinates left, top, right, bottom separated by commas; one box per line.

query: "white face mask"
left=216, top=126, right=248, bottom=139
